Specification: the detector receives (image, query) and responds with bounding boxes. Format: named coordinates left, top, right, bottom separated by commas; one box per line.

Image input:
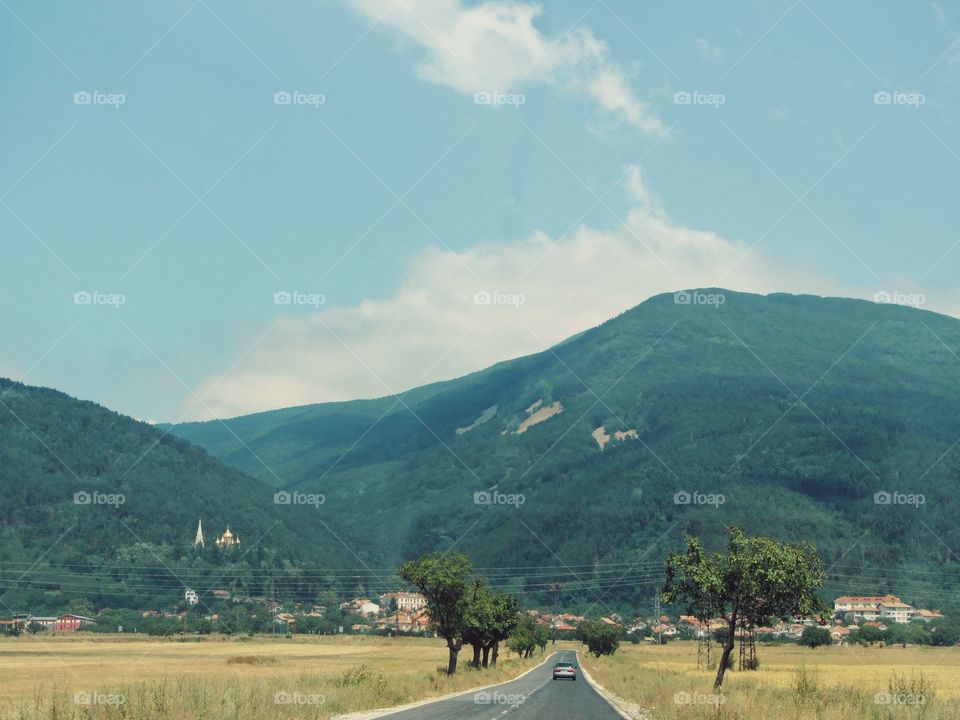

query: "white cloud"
left=345, top=0, right=665, bottom=134
left=184, top=165, right=855, bottom=420
left=695, top=36, right=725, bottom=64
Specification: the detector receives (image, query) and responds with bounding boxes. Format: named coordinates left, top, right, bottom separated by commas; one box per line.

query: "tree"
left=400, top=551, right=472, bottom=674
left=461, top=582, right=520, bottom=668
left=662, top=526, right=827, bottom=689
left=485, top=589, right=519, bottom=667
left=578, top=620, right=621, bottom=657
left=798, top=626, right=831, bottom=648
left=507, top=615, right=538, bottom=658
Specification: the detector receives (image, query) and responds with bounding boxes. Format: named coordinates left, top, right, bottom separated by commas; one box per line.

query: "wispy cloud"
left=344, top=0, right=665, bottom=134
left=695, top=36, right=725, bottom=64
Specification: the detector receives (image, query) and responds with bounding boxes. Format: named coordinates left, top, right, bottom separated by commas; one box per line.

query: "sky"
left=2, top=0, right=960, bottom=422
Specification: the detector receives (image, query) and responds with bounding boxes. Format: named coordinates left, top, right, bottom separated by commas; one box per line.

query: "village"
left=0, top=592, right=946, bottom=646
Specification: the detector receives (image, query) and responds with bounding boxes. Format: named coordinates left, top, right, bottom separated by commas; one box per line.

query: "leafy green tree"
left=507, top=615, right=538, bottom=659
left=400, top=551, right=472, bottom=674
left=798, top=626, right=831, bottom=648
left=578, top=620, right=621, bottom=657
left=930, top=618, right=960, bottom=646
left=662, top=526, right=827, bottom=689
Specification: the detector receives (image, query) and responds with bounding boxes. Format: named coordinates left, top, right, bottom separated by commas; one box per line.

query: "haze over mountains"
left=5, top=289, right=960, bottom=612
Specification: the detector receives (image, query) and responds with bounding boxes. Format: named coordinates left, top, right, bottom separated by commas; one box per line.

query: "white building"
left=185, top=588, right=199, bottom=606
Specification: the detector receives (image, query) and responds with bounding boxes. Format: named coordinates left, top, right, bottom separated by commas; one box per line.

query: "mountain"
left=0, top=379, right=368, bottom=612
left=167, top=290, right=960, bottom=610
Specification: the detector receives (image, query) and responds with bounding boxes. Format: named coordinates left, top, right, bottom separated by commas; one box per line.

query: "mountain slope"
left=168, top=289, right=960, bottom=609
left=0, top=379, right=367, bottom=612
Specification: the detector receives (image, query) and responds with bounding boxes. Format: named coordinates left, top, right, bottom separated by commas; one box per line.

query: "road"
left=375, top=650, right=625, bottom=719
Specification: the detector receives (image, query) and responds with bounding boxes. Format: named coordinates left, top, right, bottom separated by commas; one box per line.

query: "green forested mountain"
left=166, top=290, right=960, bottom=611
left=0, top=380, right=371, bottom=612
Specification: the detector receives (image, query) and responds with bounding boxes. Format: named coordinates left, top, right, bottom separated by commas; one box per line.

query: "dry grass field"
left=0, top=634, right=544, bottom=719
left=580, top=640, right=960, bottom=719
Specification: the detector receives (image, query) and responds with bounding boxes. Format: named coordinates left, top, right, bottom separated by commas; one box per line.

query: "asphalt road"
left=376, top=650, right=624, bottom=720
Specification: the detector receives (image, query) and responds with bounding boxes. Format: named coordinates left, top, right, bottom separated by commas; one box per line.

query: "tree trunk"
left=471, top=643, right=481, bottom=667
left=714, top=615, right=737, bottom=689
left=491, top=641, right=499, bottom=666
left=446, top=638, right=461, bottom=675
left=481, top=645, right=490, bottom=668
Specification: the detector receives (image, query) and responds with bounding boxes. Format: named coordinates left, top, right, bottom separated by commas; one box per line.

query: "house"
left=830, top=626, right=851, bottom=644
left=358, top=602, right=380, bottom=617
left=211, top=589, right=232, bottom=601
left=28, top=617, right=57, bottom=630
left=878, top=600, right=914, bottom=625
left=835, top=595, right=904, bottom=622
left=54, top=614, right=95, bottom=632
left=914, top=609, right=944, bottom=622
left=380, top=592, right=427, bottom=612
left=184, top=589, right=199, bottom=606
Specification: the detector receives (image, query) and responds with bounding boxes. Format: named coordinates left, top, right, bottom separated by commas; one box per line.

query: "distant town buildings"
left=833, top=595, right=943, bottom=624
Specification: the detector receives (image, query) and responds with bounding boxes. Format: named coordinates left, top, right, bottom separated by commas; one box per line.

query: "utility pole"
left=654, top=592, right=662, bottom=645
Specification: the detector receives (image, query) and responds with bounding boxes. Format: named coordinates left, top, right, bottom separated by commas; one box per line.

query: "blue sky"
left=2, top=0, right=960, bottom=421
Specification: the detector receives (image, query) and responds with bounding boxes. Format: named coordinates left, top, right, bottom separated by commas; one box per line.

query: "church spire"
left=194, top=518, right=205, bottom=548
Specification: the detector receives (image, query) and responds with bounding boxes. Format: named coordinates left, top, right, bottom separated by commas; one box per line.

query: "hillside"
left=167, top=290, right=960, bottom=610
left=0, top=379, right=368, bottom=612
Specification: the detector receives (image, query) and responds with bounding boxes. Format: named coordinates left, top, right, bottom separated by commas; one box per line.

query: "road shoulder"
left=576, top=650, right=652, bottom=720
left=332, top=651, right=556, bottom=720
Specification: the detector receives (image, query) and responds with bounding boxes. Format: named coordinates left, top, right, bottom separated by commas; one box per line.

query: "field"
left=580, top=640, right=960, bottom=719
left=0, top=634, right=544, bottom=720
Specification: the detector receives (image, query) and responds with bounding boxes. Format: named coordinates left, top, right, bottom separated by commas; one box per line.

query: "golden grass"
left=0, top=634, right=544, bottom=719
left=579, top=640, right=960, bottom=719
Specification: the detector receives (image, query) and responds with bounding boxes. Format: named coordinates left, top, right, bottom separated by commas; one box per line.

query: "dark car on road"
left=552, top=662, right=577, bottom=681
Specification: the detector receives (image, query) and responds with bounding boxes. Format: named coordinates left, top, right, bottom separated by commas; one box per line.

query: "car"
left=552, top=661, right=577, bottom=681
